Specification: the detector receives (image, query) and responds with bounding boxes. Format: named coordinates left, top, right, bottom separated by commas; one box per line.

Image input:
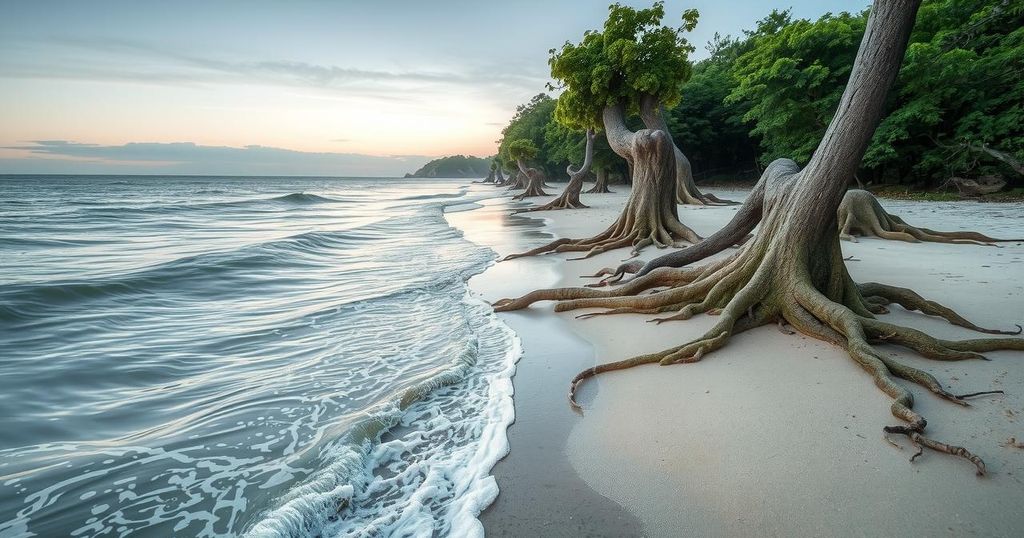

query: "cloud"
left=2, top=140, right=434, bottom=177
left=1, top=36, right=549, bottom=101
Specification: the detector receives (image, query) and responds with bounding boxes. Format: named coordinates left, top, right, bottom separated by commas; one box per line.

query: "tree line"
left=497, top=0, right=1023, bottom=188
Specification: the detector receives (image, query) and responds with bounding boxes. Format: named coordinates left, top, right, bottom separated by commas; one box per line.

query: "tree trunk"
left=493, top=167, right=505, bottom=186
left=511, top=159, right=549, bottom=199
left=586, top=166, right=613, bottom=193
left=503, top=102, right=701, bottom=260
left=496, top=0, right=1024, bottom=475
left=505, top=169, right=527, bottom=190
left=838, top=189, right=1021, bottom=244
left=638, top=95, right=737, bottom=206
left=476, top=168, right=496, bottom=184
left=514, top=130, right=595, bottom=213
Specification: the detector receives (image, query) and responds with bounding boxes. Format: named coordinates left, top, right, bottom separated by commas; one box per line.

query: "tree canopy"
left=548, top=1, right=699, bottom=130
left=494, top=0, right=1022, bottom=188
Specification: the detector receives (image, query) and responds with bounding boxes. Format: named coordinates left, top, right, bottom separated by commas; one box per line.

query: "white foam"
left=244, top=287, right=521, bottom=537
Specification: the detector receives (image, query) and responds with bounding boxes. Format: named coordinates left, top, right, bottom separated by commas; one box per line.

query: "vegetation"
left=405, top=155, right=492, bottom=178
left=505, top=2, right=705, bottom=261
left=495, top=0, right=1023, bottom=190
left=496, top=0, right=1024, bottom=475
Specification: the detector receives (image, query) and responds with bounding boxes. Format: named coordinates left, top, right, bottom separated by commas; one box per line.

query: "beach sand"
left=453, top=184, right=1024, bottom=537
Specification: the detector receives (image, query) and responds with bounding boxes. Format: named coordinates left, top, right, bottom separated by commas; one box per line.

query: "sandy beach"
left=454, top=182, right=1024, bottom=537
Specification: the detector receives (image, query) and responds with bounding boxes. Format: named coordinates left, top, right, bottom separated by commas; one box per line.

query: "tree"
left=837, top=189, right=1021, bottom=244
left=507, top=139, right=549, bottom=199
left=545, top=121, right=622, bottom=194
left=865, top=0, right=1024, bottom=185
left=515, top=129, right=596, bottom=213
left=505, top=2, right=705, bottom=260
left=496, top=0, right=1024, bottom=474
left=728, top=9, right=867, bottom=166
left=498, top=94, right=559, bottom=179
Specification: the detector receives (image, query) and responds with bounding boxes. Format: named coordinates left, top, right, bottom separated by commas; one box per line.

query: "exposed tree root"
left=510, top=160, right=548, bottom=200
left=586, top=167, right=614, bottom=194
left=838, top=189, right=1023, bottom=245
left=495, top=160, right=1024, bottom=475
left=513, top=130, right=594, bottom=214
left=503, top=103, right=701, bottom=261
left=495, top=0, right=1024, bottom=474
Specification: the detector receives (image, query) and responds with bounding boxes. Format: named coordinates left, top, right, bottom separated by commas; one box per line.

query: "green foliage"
left=548, top=2, right=699, bottom=130
left=667, top=33, right=759, bottom=179
left=506, top=139, right=539, bottom=162
left=495, top=0, right=1022, bottom=188
left=727, top=9, right=867, bottom=165
left=866, top=0, right=1024, bottom=183
left=406, top=155, right=492, bottom=178
left=497, top=94, right=557, bottom=173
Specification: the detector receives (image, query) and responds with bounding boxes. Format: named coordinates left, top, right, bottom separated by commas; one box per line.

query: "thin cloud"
left=2, top=36, right=548, bottom=98
left=4, top=140, right=434, bottom=177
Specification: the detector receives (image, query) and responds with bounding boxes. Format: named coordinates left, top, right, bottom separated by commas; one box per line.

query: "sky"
left=0, top=0, right=868, bottom=177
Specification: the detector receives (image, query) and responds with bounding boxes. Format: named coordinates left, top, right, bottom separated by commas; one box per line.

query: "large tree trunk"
left=505, top=169, right=528, bottom=190
left=514, top=130, right=595, bottom=213
left=586, top=166, right=613, bottom=193
left=476, top=168, right=496, bottom=184
left=493, top=167, right=507, bottom=186
left=638, top=95, right=737, bottom=206
left=511, top=159, right=549, bottom=200
left=496, top=0, right=1024, bottom=475
left=504, top=102, right=701, bottom=260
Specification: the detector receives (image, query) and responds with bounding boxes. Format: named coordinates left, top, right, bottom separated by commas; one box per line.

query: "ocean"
left=0, top=175, right=519, bottom=537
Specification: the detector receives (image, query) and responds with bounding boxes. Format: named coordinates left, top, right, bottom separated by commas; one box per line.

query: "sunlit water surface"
left=0, top=175, right=518, bottom=537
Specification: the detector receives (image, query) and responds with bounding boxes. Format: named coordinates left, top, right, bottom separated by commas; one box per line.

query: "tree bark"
left=503, top=102, right=701, bottom=260
left=511, top=159, right=549, bottom=199
left=638, top=94, right=737, bottom=206
left=496, top=0, right=1024, bottom=475
left=514, top=130, right=595, bottom=213
left=586, top=166, right=613, bottom=193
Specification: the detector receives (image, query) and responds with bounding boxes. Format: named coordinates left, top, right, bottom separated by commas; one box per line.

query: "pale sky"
left=0, top=0, right=867, bottom=176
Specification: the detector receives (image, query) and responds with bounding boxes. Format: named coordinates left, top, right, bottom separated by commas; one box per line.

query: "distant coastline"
left=404, top=155, right=492, bottom=178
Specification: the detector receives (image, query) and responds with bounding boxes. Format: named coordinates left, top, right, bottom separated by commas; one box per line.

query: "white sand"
left=491, top=185, right=1024, bottom=537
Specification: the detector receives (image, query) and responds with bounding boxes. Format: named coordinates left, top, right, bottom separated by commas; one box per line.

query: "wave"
left=266, top=192, right=338, bottom=205
left=66, top=192, right=341, bottom=218
left=245, top=291, right=519, bottom=538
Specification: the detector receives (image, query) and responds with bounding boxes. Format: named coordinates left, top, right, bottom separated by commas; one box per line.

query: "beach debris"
left=1000, top=437, right=1024, bottom=449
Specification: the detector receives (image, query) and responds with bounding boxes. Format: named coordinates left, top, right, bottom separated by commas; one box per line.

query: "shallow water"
left=0, top=175, right=517, bottom=537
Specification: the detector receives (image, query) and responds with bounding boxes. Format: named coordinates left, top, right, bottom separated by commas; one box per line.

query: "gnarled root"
left=511, top=170, right=548, bottom=200
left=498, top=159, right=1023, bottom=475
left=838, top=189, right=1023, bottom=245
left=513, top=131, right=596, bottom=214
left=503, top=120, right=701, bottom=261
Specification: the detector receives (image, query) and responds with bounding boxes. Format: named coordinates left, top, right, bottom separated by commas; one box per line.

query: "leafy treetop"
left=548, top=2, right=700, bottom=130
left=507, top=139, right=539, bottom=163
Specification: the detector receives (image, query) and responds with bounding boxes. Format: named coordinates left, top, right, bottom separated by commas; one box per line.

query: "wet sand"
left=447, top=194, right=642, bottom=536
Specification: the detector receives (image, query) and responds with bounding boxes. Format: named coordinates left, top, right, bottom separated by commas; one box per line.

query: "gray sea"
left=0, top=175, right=519, bottom=537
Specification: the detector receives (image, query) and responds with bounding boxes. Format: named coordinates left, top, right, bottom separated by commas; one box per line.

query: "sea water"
left=0, top=175, right=518, bottom=537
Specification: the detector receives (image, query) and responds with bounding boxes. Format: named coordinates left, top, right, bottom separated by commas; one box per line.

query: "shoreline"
left=446, top=192, right=642, bottom=536
left=459, top=181, right=1024, bottom=536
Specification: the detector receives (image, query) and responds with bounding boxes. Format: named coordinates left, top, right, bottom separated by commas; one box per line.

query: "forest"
left=494, top=0, right=1023, bottom=191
